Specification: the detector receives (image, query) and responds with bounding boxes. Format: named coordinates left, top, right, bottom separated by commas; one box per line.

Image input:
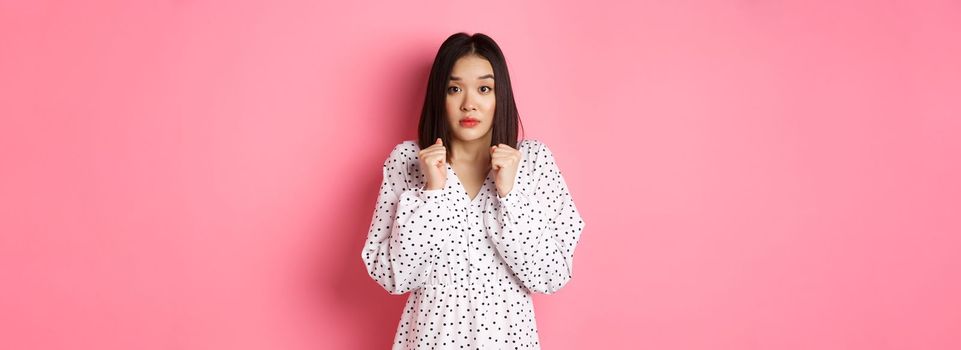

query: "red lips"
left=459, top=117, right=479, bottom=127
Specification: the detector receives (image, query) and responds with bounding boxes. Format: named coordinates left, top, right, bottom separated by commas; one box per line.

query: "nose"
left=460, top=94, right=477, bottom=112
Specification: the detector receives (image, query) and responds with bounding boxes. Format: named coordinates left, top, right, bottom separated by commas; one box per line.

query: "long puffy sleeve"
left=361, top=143, right=454, bottom=295
left=485, top=141, right=586, bottom=294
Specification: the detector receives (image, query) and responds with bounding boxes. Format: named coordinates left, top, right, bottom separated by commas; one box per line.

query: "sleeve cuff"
left=418, top=186, right=445, bottom=202
left=496, top=188, right=525, bottom=207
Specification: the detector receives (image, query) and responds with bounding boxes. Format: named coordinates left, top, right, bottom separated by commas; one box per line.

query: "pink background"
left=2, top=0, right=960, bottom=349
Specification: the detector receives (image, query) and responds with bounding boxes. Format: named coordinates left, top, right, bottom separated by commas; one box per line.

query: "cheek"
left=484, top=96, right=496, bottom=114
left=445, top=101, right=460, bottom=124
left=445, top=98, right=457, bottom=113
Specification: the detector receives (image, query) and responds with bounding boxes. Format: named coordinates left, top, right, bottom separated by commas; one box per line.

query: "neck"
left=449, top=135, right=493, bottom=165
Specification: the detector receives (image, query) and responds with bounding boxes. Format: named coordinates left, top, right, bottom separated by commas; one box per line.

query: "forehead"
left=450, top=55, right=493, bottom=75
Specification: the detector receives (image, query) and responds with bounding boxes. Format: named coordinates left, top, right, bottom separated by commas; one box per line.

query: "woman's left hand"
left=490, top=143, right=521, bottom=197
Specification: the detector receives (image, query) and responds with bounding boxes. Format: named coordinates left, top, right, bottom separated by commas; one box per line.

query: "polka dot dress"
left=361, top=138, right=586, bottom=349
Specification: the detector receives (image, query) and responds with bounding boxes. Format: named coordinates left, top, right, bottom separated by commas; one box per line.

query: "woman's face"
left=445, top=54, right=496, bottom=143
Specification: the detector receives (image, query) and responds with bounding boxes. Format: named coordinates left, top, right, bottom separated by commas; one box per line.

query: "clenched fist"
left=490, top=143, right=521, bottom=197
left=419, top=138, right=448, bottom=190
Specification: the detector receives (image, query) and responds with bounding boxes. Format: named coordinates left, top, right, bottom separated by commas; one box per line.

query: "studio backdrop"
left=1, top=1, right=959, bottom=349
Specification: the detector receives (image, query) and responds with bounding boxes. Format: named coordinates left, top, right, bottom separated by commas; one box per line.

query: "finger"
left=427, top=152, right=447, bottom=163
left=490, top=156, right=518, bottom=167
left=490, top=150, right=519, bottom=159
left=420, top=146, right=447, bottom=157
left=490, top=145, right=517, bottom=154
left=421, top=149, right=447, bottom=160
left=423, top=142, right=445, bottom=150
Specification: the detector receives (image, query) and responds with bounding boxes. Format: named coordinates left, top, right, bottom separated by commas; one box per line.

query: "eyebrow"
left=449, top=74, right=495, bottom=81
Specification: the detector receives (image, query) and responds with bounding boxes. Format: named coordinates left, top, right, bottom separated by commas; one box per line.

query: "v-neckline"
left=447, top=162, right=492, bottom=204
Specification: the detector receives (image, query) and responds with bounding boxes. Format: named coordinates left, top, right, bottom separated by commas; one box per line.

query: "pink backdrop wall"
left=2, top=0, right=959, bottom=349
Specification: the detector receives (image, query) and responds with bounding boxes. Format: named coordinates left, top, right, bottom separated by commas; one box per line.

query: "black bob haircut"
left=417, top=32, right=525, bottom=159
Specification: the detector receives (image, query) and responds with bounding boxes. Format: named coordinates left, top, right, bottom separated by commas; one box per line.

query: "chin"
left=452, top=128, right=493, bottom=142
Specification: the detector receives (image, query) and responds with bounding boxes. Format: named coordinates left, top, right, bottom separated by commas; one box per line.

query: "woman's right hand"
left=419, top=138, right=448, bottom=190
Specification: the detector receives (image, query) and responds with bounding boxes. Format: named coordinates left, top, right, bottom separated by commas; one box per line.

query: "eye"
left=480, top=86, right=493, bottom=93
left=447, top=86, right=461, bottom=94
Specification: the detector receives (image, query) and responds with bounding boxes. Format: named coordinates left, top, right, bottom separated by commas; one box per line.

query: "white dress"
left=361, top=138, right=586, bottom=349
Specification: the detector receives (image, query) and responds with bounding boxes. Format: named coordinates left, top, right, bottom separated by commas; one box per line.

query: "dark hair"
left=417, top=32, right=525, bottom=159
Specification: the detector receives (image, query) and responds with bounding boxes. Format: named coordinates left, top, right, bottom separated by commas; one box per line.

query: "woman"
left=361, top=32, right=586, bottom=349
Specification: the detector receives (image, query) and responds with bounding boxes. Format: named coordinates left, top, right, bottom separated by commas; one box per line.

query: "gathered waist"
left=418, top=278, right=529, bottom=298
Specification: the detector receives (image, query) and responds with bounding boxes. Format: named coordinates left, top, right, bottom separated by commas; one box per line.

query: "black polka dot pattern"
left=361, top=139, right=586, bottom=349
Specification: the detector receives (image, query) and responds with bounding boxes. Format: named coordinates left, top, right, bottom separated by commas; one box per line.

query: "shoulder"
left=385, top=140, right=419, bottom=163
left=517, top=138, right=544, bottom=155
left=517, top=138, right=555, bottom=162
left=381, top=140, right=420, bottom=180
left=380, top=141, right=422, bottom=191
left=516, top=138, right=564, bottom=179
